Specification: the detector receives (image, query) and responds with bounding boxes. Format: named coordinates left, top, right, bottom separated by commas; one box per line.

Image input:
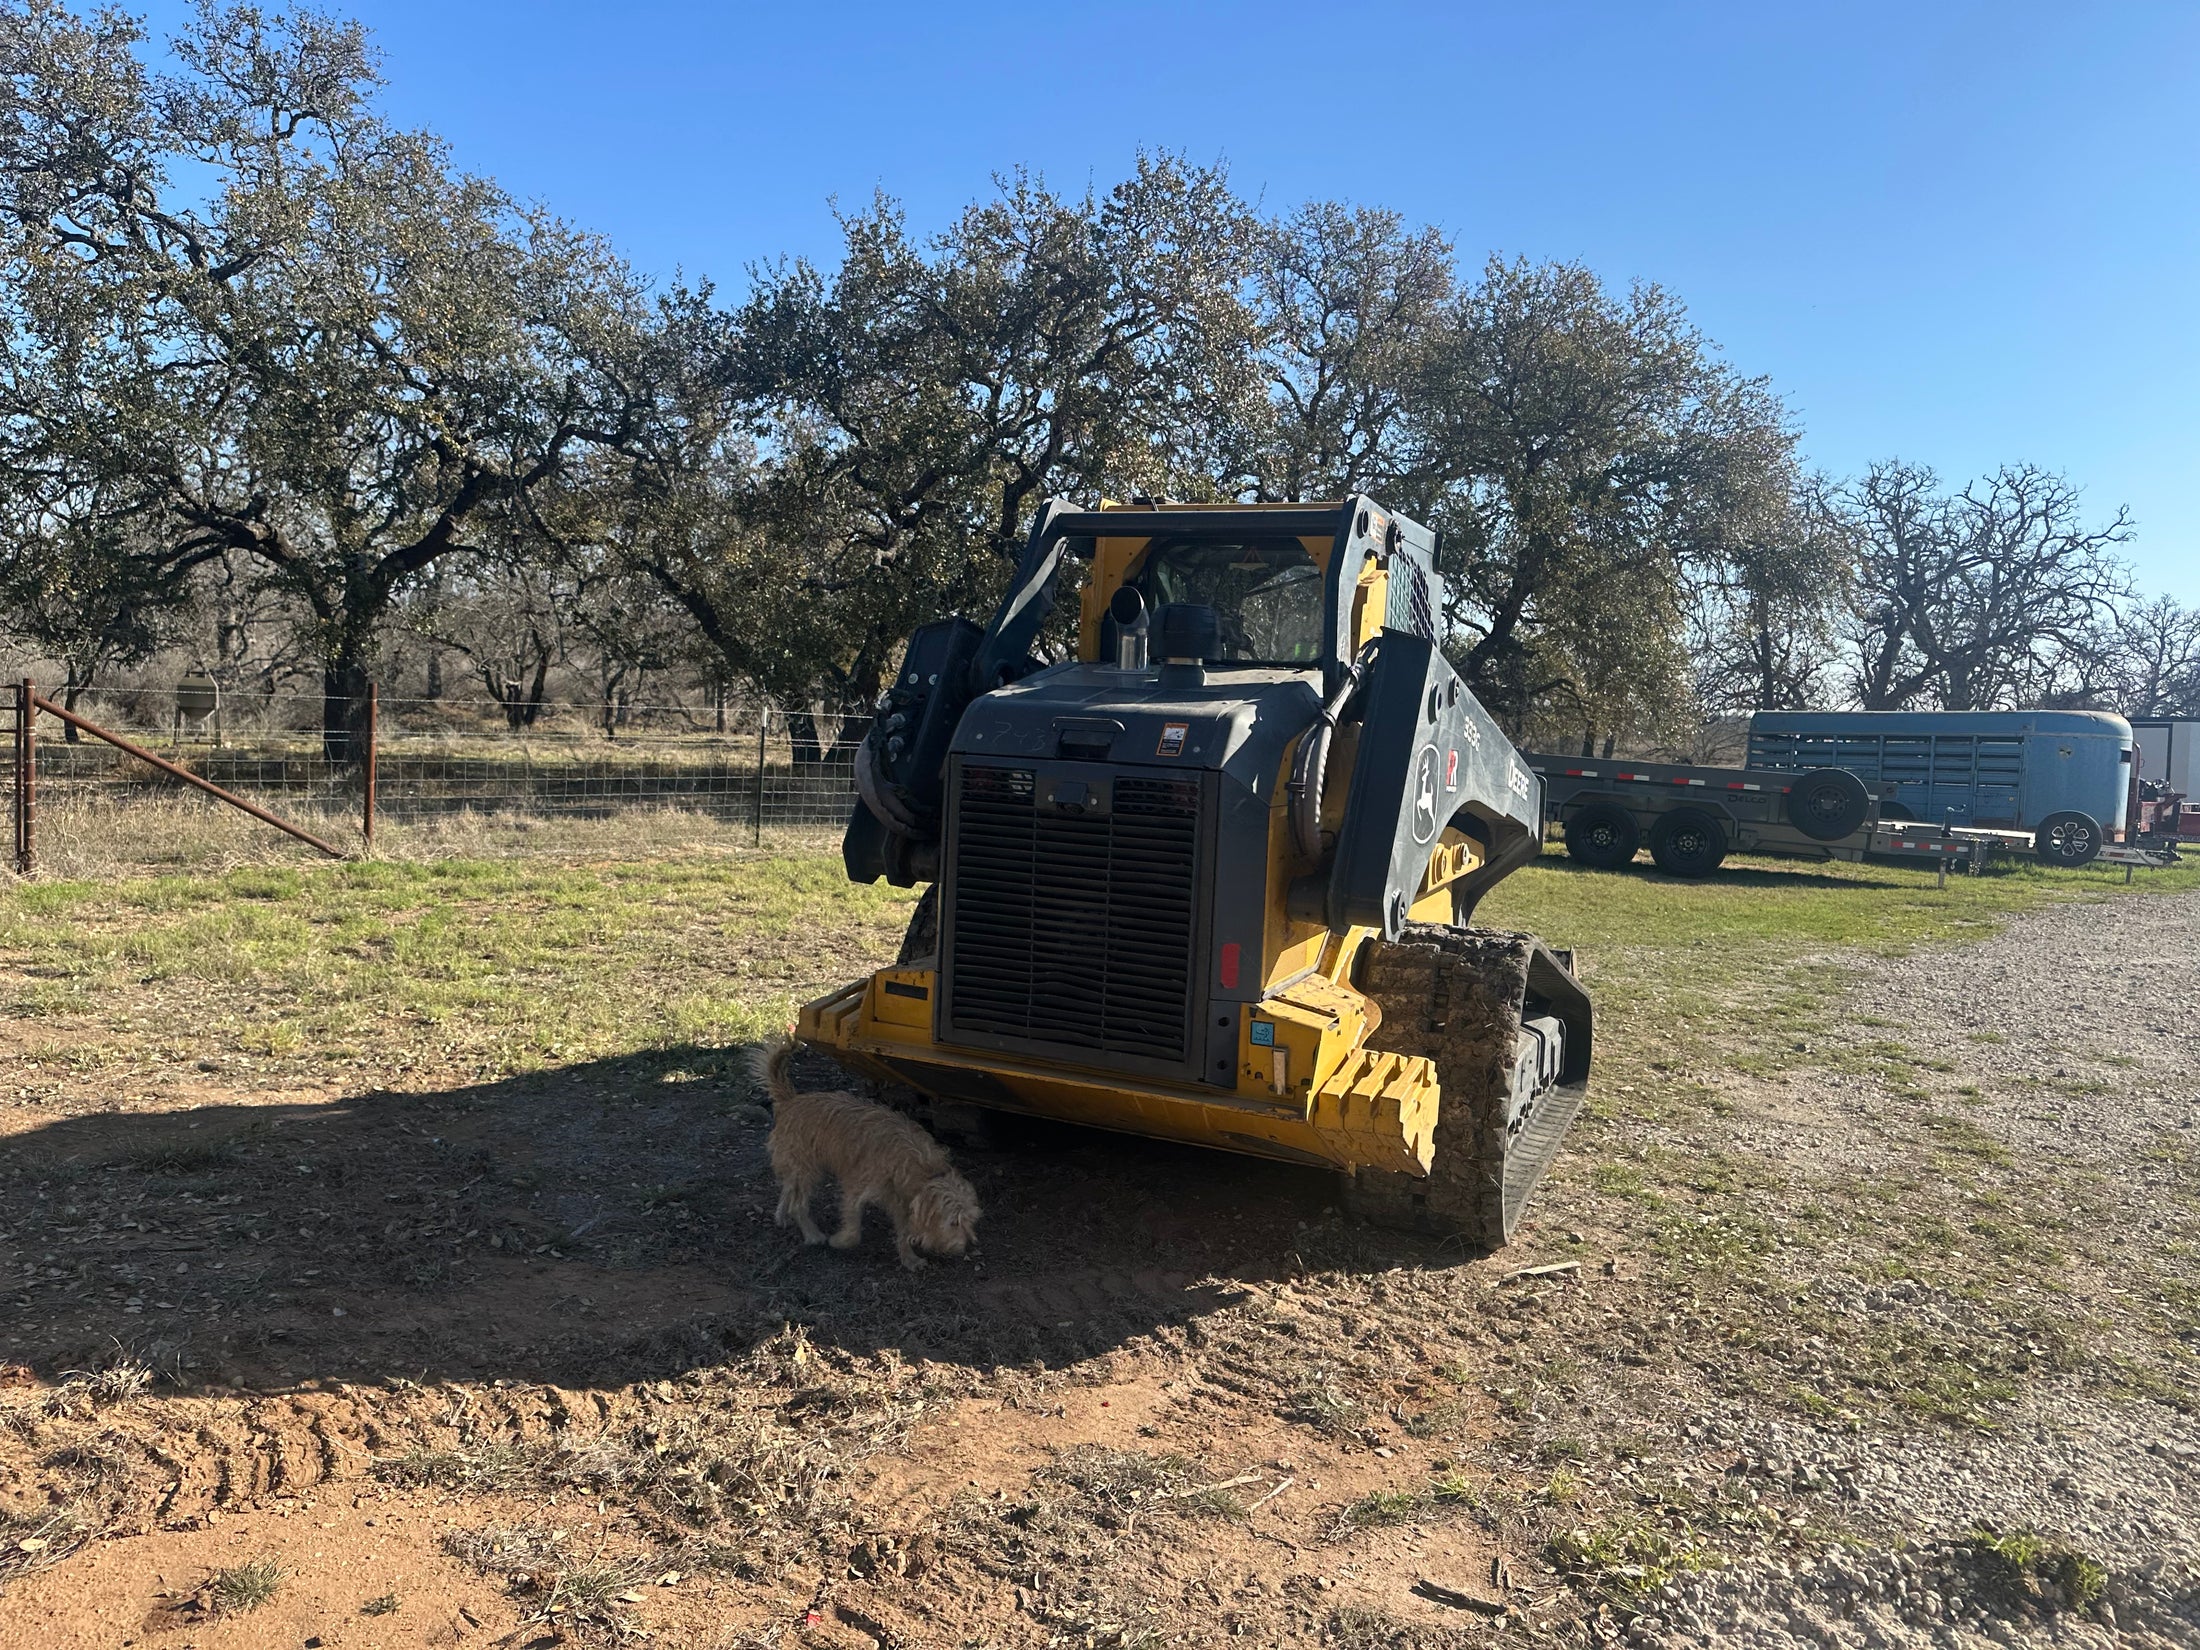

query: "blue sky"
left=145, top=0, right=2200, bottom=600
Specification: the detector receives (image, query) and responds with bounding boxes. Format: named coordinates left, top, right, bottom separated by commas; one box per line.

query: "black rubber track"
left=896, top=885, right=941, bottom=964
left=1342, top=922, right=1561, bottom=1249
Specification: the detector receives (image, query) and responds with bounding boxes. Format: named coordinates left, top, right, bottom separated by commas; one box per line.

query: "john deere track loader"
left=799, top=497, right=1592, bottom=1246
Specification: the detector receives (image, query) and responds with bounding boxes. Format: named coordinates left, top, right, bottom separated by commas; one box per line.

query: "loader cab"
left=1109, top=536, right=1325, bottom=666
left=1067, top=499, right=1440, bottom=689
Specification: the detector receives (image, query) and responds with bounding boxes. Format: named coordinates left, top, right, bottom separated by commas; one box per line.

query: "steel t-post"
left=754, top=705, right=768, bottom=848
left=16, top=678, right=33, bottom=877
left=364, top=682, right=378, bottom=849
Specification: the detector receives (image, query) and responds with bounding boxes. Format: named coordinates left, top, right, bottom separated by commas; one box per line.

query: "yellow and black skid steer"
left=800, top=497, right=1592, bottom=1246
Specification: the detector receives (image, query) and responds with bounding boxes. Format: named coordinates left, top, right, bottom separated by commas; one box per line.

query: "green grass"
left=1476, top=854, right=2200, bottom=1137
left=0, top=851, right=918, bottom=1089
left=1338, top=1488, right=1423, bottom=1528
left=5, top=843, right=2175, bottom=1101
left=1968, top=1527, right=2109, bottom=1609
left=1547, top=1517, right=1715, bottom=1601
left=1476, top=852, right=2200, bottom=1134
left=4, top=837, right=2190, bottom=1439
left=207, top=1556, right=285, bottom=1613
left=1480, top=851, right=2200, bottom=958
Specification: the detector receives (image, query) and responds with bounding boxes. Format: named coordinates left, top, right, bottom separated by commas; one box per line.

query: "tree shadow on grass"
left=0, top=1044, right=1367, bottom=1395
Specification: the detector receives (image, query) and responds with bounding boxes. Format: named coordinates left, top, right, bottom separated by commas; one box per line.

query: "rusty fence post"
left=363, top=682, right=378, bottom=850
left=16, top=677, right=34, bottom=877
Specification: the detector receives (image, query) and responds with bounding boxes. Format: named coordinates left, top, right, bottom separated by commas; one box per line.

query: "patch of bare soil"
left=0, top=1035, right=1568, bottom=1648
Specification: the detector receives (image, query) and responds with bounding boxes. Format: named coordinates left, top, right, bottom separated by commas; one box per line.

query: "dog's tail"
left=750, top=1026, right=800, bottom=1109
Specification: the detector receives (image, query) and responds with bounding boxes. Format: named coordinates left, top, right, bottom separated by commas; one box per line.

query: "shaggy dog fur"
left=752, top=1033, right=980, bottom=1270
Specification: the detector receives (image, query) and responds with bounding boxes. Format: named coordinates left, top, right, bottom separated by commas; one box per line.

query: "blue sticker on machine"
left=1249, top=1021, right=1275, bottom=1047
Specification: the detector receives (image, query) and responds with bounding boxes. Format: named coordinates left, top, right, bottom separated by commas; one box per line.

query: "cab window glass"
left=1132, top=538, right=1322, bottom=665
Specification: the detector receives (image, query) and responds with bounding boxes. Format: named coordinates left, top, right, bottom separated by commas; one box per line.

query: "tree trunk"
left=425, top=651, right=444, bottom=701
left=61, top=670, right=89, bottom=745
left=600, top=665, right=630, bottom=740
left=790, top=707, right=864, bottom=766
left=521, top=652, right=550, bottom=729
left=322, top=656, right=374, bottom=765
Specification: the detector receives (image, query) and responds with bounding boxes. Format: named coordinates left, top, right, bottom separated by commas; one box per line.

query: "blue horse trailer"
left=1746, top=709, right=2134, bottom=866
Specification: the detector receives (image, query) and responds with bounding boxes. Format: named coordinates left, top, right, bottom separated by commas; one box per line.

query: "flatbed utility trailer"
left=1877, top=822, right=2180, bottom=874
left=1525, top=752, right=1878, bottom=876
left=1864, top=821, right=1993, bottom=875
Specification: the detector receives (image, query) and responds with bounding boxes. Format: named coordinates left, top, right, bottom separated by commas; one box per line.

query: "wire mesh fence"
left=5, top=679, right=874, bottom=874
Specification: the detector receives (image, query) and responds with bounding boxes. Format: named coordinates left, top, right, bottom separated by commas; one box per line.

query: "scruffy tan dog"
left=752, top=1033, right=981, bottom=1270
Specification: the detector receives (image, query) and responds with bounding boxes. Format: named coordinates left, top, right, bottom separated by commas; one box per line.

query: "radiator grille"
left=946, top=765, right=1202, bottom=1062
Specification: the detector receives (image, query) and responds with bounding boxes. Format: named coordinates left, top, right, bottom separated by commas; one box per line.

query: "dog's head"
left=909, top=1172, right=981, bottom=1259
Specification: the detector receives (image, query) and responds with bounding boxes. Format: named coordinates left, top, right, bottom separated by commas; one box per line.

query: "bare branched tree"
left=2042, top=594, right=2200, bottom=718
left=1845, top=461, right=2132, bottom=710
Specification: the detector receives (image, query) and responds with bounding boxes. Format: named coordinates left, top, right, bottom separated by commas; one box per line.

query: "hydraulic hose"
left=854, top=731, right=928, bottom=839
left=1287, top=638, right=1381, bottom=863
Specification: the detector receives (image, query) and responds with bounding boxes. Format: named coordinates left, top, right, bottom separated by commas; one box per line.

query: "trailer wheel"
left=1563, top=803, right=1640, bottom=869
left=2034, top=811, right=2102, bottom=868
left=1649, top=809, right=1728, bottom=877
left=1785, top=768, right=1871, bottom=841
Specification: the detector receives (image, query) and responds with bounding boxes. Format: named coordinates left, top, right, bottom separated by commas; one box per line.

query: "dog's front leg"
left=894, top=1229, right=927, bottom=1271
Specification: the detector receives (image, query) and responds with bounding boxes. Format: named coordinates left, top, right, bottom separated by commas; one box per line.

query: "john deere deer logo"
left=1411, top=745, right=1442, bottom=844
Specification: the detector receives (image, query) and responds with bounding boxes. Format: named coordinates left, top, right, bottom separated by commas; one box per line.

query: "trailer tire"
left=1563, top=803, right=1641, bottom=870
left=2034, top=811, right=2102, bottom=868
left=1649, top=809, right=1728, bottom=877
left=1786, top=768, right=1871, bottom=841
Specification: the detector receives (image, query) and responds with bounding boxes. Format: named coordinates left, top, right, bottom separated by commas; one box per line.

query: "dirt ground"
left=0, top=1037, right=1544, bottom=1649
left=0, top=864, right=2193, bottom=1649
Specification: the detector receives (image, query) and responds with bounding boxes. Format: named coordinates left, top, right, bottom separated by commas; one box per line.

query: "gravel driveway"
left=1632, top=887, right=2200, bottom=1649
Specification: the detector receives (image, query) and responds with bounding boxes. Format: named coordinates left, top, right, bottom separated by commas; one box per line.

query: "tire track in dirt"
left=5, top=1377, right=635, bottom=1533
left=6, top=1267, right=1262, bottom=1536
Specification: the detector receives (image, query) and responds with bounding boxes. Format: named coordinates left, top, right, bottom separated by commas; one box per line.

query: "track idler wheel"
left=1341, top=923, right=1593, bottom=1249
